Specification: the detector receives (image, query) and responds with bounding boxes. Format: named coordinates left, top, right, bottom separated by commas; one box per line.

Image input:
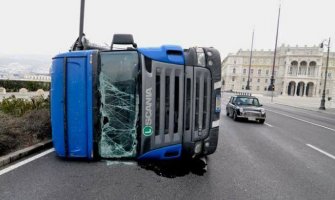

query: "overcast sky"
left=0, top=0, right=334, bottom=58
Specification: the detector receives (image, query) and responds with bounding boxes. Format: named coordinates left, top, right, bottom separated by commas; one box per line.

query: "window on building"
left=242, top=78, right=245, bottom=82
left=264, top=87, right=267, bottom=91
left=251, top=69, right=254, bottom=74
left=265, top=79, right=268, bottom=83
left=234, top=60, right=236, bottom=64
left=257, top=86, right=260, bottom=91
left=327, top=89, right=329, bottom=95
left=233, top=68, right=236, bottom=74
left=243, top=69, right=247, bottom=74
left=258, top=69, right=261, bottom=75
left=328, top=72, right=332, bottom=78
left=242, top=85, right=245, bottom=90
left=232, top=77, right=235, bottom=81
left=257, top=79, right=260, bottom=83
left=250, top=78, right=252, bottom=82
left=266, top=70, right=269, bottom=75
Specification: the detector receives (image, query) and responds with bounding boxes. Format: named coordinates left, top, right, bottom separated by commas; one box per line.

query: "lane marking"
left=267, top=109, right=335, bottom=133
left=0, top=148, right=55, bottom=176
left=266, top=105, right=334, bottom=121
left=306, top=144, right=335, bottom=160
left=264, top=123, right=273, bottom=127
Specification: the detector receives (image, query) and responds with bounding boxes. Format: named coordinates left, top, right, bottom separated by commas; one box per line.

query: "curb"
left=0, top=139, right=53, bottom=168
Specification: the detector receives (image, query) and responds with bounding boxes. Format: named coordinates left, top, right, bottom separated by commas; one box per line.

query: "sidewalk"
left=255, top=94, right=335, bottom=114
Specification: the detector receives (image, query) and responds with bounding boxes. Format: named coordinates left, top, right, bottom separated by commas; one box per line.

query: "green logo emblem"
left=143, top=126, right=153, bottom=136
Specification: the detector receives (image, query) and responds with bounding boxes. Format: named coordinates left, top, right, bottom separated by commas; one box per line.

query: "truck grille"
left=141, top=58, right=184, bottom=153
left=185, top=67, right=211, bottom=141
left=154, top=64, right=184, bottom=145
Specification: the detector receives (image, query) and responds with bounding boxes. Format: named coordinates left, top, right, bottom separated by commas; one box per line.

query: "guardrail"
left=222, top=90, right=252, bottom=96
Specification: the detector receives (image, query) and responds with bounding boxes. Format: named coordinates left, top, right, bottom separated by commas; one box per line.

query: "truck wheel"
left=259, top=119, right=265, bottom=124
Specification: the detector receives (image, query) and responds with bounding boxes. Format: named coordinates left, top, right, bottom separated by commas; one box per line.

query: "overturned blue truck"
left=51, top=35, right=221, bottom=161
left=50, top=1, right=221, bottom=161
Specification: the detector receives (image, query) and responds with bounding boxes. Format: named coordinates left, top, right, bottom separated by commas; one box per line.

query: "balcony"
left=287, top=72, right=318, bottom=78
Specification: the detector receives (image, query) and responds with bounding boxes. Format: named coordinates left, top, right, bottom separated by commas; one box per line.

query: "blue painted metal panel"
left=67, top=57, right=88, bottom=157
left=51, top=58, right=65, bottom=157
left=86, top=54, right=94, bottom=159
left=51, top=50, right=94, bottom=159
left=138, top=45, right=185, bottom=65
left=53, top=50, right=92, bottom=59
left=138, top=144, right=182, bottom=160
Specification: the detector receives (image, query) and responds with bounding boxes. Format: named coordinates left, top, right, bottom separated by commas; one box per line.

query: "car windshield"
left=235, top=97, right=260, bottom=106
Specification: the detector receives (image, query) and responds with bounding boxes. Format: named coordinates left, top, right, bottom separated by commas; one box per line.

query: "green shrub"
left=0, top=80, right=50, bottom=92
left=0, top=95, right=49, bottom=116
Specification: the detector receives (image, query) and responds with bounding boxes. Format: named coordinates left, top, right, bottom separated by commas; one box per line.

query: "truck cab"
left=51, top=34, right=221, bottom=160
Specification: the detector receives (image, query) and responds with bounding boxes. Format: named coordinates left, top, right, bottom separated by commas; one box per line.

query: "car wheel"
left=259, top=119, right=265, bottom=124
left=233, top=111, right=238, bottom=121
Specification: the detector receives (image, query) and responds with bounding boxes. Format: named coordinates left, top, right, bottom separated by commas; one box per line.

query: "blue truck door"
left=66, top=57, right=88, bottom=157
left=51, top=52, right=93, bottom=158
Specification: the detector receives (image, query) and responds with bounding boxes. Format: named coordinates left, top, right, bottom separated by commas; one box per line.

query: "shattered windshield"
left=99, top=51, right=139, bottom=158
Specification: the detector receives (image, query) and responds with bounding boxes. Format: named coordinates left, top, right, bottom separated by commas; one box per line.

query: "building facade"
left=0, top=73, right=51, bottom=82
left=23, top=74, right=51, bottom=82
left=221, top=45, right=335, bottom=98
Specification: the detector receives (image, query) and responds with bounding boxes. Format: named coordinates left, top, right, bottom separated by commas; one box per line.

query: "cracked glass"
left=99, top=51, right=139, bottom=158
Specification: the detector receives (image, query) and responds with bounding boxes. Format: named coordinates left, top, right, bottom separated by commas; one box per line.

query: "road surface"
left=1, top=102, right=335, bottom=200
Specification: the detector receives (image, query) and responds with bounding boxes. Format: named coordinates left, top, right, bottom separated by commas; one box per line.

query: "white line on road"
left=264, top=123, right=273, bottom=127
left=0, top=148, right=55, bottom=176
left=267, top=109, right=335, bottom=133
left=306, top=144, right=335, bottom=160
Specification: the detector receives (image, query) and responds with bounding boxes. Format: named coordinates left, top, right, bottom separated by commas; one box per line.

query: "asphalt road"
left=1, top=103, right=335, bottom=200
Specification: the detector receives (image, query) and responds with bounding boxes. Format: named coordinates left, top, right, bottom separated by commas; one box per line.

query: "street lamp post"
left=246, top=30, right=254, bottom=90
left=319, top=37, right=331, bottom=110
left=268, top=4, right=281, bottom=102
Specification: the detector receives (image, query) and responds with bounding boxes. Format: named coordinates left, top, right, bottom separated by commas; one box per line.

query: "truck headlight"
left=261, top=109, right=265, bottom=114
left=194, top=142, right=202, bottom=154
left=239, top=107, right=244, bottom=113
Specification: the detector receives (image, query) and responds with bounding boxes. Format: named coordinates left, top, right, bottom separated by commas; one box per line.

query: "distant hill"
left=0, top=54, right=51, bottom=75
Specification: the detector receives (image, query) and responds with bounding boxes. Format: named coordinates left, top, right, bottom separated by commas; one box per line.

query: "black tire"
left=226, top=109, right=229, bottom=116
left=259, top=119, right=265, bottom=124
left=233, top=111, right=238, bottom=121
